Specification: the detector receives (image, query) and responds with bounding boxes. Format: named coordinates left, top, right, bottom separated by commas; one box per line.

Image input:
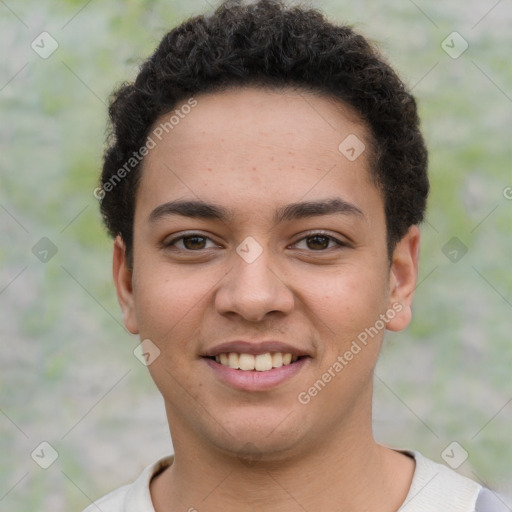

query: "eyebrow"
left=148, top=198, right=364, bottom=224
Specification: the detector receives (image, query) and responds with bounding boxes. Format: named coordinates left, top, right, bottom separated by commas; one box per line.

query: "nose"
left=214, top=245, right=295, bottom=323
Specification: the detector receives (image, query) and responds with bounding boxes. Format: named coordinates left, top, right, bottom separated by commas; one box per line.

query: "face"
left=113, top=87, right=419, bottom=462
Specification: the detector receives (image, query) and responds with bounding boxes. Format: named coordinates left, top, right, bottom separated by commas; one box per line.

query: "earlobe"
left=112, top=236, right=139, bottom=334
left=386, top=225, right=420, bottom=332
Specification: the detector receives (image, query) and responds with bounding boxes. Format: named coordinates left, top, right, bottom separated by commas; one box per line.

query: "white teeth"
left=214, top=352, right=300, bottom=371
left=255, top=353, right=273, bottom=371
left=239, top=353, right=255, bottom=370
left=228, top=352, right=239, bottom=369
left=272, top=352, right=283, bottom=368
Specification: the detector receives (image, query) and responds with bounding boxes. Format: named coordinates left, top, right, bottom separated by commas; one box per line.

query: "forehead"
left=136, top=86, right=382, bottom=225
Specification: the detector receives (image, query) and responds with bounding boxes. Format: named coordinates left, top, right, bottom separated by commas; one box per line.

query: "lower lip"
left=204, top=357, right=309, bottom=391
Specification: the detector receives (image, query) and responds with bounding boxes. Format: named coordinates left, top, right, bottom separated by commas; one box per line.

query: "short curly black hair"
left=98, top=0, right=429, bottom=264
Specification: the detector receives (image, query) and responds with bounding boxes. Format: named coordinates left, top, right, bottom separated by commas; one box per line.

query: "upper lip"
left=202, top=341, right=311, bottom=357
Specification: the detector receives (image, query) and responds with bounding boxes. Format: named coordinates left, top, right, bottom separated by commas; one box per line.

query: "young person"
left=86, top=1, right=506, bottom=510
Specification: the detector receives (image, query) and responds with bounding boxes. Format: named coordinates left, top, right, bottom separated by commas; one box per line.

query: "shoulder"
left=82, top=484, right=130, bottom=512
left=400, top=450, right=510, bottom=512
left=475, top=487, right=511, bottom=512
left=400, top=450, right=481, bottom=511
left=81, top=455, right=174, bottom=512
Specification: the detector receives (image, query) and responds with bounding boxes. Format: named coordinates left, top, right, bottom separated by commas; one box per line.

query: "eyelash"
left=163, top=231, right=348, bottom=252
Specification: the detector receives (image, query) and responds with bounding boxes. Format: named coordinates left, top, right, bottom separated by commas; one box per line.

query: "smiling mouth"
left=206, top=352, right=302, bottom=372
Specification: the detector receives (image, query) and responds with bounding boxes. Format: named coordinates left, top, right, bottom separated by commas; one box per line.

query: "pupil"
left=308, top=235, right=328, bottom=250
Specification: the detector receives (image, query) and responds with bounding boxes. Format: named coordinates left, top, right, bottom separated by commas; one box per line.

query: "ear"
left=385, top=225, right=420, bottom=332
left=112, top=235, right=139, bottom=334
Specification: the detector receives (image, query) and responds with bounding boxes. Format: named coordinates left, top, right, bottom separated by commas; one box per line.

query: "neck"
left=150, top=401, right=415, bottom=511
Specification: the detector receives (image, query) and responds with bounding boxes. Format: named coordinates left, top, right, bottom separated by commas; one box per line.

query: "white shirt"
left=82, top=450, right=506, bottom=511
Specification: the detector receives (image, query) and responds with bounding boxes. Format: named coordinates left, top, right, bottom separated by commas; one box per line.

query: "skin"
left=113, top=87, right=420, bottom=511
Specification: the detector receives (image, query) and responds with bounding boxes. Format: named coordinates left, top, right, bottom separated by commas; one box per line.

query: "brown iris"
left=306, top=235, right=330, bottom=250
left=183, top=236, right=207, bottom=250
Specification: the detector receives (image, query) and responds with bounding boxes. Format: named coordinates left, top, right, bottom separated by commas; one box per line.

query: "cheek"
left=131, top=262, right=212, bottom=349
left=301, top=263, right=389, bottom=332
left=132, top=266, right=212, bottom=394
left=296, top=265, right=390, bottom=389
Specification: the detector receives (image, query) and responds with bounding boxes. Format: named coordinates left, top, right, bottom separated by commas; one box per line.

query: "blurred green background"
left=1, top=0, right=510, bottom=509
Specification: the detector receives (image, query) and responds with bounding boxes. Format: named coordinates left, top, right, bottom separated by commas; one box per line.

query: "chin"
left=215, top=435, right=305, bottom=465
left=205, top=411, right=309, bottom=463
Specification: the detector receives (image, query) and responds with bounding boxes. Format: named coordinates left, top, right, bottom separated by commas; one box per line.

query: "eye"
left=164, top=233, right=219, bottom=251
left=163, top=231, right=348, bottom=252
left=293, top=232, right=347, bottom=251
